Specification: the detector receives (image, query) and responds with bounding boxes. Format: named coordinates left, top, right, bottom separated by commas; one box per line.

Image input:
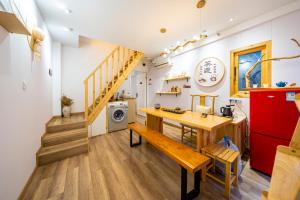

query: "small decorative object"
left=154, top=104, right=161, bottom=109
left=252, top=84, right=258, bottom=88
left=183, top=84, right=191, bottom=88
left=61, top=95, right=73, bottom=118
left=171, top=86, right=175, bottom=92
left=29, top=27, right=45, bottom=58
left=276, top=81, right=288, bottom=87
left=194, top=57, right=225, bottom=87
left=201, top=113, right=208, bottom=118
left=288, top=82, right=296, bottom=87
left=161, top=107, right=186, bottom=114
left=175, top=86, right=179, bottom=92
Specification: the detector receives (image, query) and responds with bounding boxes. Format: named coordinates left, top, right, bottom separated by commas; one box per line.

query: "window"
left=230, top=41, right=272, bottom=97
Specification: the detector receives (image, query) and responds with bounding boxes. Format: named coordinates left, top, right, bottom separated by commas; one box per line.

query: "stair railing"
left=84, top=46, right=138, bottom=122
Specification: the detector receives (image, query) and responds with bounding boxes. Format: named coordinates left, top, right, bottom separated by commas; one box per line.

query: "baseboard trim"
left=17, top=166, right=38, bottom=200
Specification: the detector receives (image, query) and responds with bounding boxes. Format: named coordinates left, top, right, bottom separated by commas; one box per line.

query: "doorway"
left=135, top=71, right=147, bottom=116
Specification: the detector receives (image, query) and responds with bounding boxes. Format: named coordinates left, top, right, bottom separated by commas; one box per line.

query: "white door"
left=136, top=72, right=147, bottom=116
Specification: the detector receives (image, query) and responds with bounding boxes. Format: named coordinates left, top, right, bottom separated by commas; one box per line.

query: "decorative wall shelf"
left=156, top=91, right=181, bottom=97
left=0, top=11, right=30, bottom=35
left=164, top=76, right=190, bottom=83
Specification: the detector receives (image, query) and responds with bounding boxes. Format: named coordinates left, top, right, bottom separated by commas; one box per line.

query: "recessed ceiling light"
left=229, top=18, right=234, bottom=22
left=160, top=28, right=167, bottom=33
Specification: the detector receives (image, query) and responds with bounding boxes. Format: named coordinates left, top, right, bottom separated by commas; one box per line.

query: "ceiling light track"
left=161, top=34, right=207, bottom=57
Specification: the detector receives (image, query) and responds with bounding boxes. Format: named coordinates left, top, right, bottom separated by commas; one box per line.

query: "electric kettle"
left=220, top=105, right=233, bottom=117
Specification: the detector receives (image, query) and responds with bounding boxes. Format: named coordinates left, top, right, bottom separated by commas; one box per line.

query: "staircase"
left=84, top=46, right=144, bottom=124
left=36, top=113, right=89, bottom=165
left=36, top=47, right=143, bottom=165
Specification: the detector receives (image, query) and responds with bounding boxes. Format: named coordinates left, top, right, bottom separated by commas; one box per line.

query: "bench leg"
left=181, top=167, right=201, bottom=200
left=130, top=129, right=142, bottom=147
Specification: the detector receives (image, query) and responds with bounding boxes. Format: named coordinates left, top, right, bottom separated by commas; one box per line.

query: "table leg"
left=146, top=114, right=163, bottom=133
left=233, top=124, right=240, bottom=151
left=203, top=131, right=208, bottom=147
left=196, top=129, right=203, bottom=151
left=209, top=129, right=217, bottom=144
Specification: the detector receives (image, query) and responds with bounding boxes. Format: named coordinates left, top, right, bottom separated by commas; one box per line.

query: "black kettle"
left=220, top=105, right=233, bottom=117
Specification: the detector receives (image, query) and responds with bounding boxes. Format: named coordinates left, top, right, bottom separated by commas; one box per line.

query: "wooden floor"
left=21, top=118, right=270, bottom=200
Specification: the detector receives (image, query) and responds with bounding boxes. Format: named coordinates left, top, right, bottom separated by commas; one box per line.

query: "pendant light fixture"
left=196, top=0, right=206, bottom=9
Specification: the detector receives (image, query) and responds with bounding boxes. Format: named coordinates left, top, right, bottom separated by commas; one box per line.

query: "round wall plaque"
left=194, top=57, right=225, bottom=87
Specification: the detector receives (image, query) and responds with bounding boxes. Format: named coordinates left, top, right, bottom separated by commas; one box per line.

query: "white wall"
left=0, top=0, right=53, bottom=199
left=52, top=42, right=62, bottom=116
left=61, top=37, right=116, bottom=112
left=148, top=10, right=300, bottom=121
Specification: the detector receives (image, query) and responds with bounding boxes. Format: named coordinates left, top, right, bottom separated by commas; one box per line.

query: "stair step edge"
left=43, top=127, right=88, bottom=139
left=42, top=129, right=88, bottom=147
left=46, top=121, right=86, bottom=133
left=38, top=138, right=88, bottom=156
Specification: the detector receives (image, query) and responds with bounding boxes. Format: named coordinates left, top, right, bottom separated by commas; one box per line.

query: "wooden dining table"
left=140, top=108, right=233, bottom=152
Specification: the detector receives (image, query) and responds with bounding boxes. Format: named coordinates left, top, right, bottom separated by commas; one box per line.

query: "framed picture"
left=230, top=40, right=272, bottom=97
left=194, top=57, right=225, bottom=87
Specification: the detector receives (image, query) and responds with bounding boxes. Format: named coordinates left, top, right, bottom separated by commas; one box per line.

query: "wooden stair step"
left=42, top=127, right=88, bottom=147
left=37, top=138, right=89, bottom=165
left=46, top=115, right=86, bottom=133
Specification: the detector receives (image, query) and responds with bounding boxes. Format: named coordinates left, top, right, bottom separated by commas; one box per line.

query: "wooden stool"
left=201, top=144, right=239, bottom=199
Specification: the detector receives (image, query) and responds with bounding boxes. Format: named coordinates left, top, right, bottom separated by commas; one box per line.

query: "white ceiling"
left=35, top=0, right=297, bottom=57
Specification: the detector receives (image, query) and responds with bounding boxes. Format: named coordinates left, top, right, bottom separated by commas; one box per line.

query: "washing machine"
left=108, top=101, right=128, bottom=132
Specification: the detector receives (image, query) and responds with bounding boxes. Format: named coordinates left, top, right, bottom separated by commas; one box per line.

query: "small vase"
left=62, top=106, right=71, bottom=118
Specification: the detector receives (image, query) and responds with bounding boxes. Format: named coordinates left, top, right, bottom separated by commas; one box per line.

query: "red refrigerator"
left=250, top=88, right=300, bottom=175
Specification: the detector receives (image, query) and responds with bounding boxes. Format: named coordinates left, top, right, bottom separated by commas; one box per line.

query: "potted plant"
left=61, top=95, right=73, bottom=118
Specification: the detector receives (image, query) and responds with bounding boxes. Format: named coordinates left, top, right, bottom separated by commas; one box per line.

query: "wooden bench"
left=201, top=143, right=240, bottom=198
left=128, top=123, right=210, bottom=200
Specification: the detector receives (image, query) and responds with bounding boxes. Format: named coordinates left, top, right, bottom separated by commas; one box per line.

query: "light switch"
left=22, top=81, right=27, bottom=91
